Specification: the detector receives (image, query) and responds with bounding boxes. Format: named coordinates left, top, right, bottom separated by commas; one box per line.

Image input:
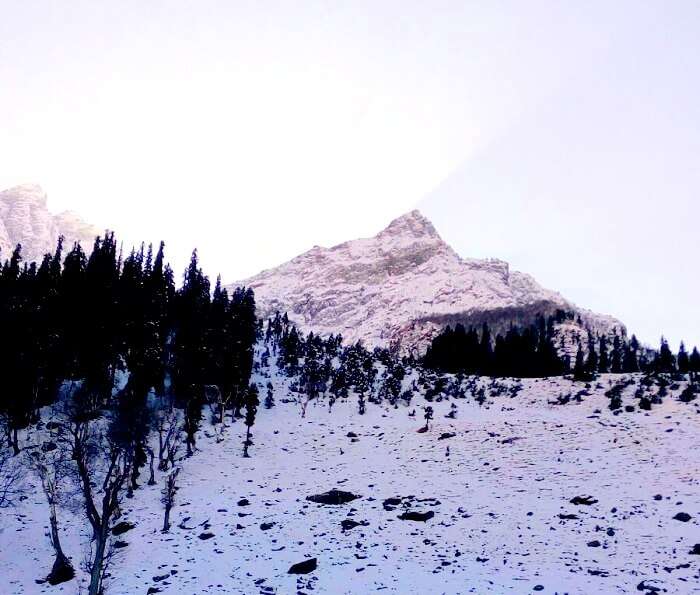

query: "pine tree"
left=623, top=335, right=640, bottom=373
left=677, top=342, right=689, bottom=374
left=598, top=336, right=609, bottom=373
left=655, top=337, right=676, bottom=374
left=172, top=250, right=211, bottom=456
left=585, top=332, right=598, bottom=377
left=243, top=384, right=259, bottom=457
left=264, top=381, right=275, bottom=408
left=689, top=347, right=700, bottom=375
left=610, top=334, right=622, bottom=373
left=573, top=343, right=588, bottom=381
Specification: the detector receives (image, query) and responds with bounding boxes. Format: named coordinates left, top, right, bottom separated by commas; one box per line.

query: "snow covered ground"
left=2, top=373, right=699, bottom=594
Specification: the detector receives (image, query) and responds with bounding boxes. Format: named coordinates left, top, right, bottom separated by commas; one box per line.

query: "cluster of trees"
left=423, top=315, right=565, bottom=377
left=573, top=334, right=700, bottom=381
left=261, top=313, right=414, bottom=413
left=423, top=311, right=700, bottom=381
left=0, top=236, right=258, bottom=594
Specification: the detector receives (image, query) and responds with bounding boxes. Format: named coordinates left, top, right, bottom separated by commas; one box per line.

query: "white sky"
left=1, top=1, right=698, bottom=348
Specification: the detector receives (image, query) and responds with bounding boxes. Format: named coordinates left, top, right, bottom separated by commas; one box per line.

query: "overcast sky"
left=1, top=1, right=698, bottom=348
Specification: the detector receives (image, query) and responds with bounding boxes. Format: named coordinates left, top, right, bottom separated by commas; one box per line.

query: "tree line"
left=423, top=311, right=700, bottom=380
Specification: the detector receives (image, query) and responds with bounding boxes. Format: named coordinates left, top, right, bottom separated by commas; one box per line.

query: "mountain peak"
left=377, top=209, right=440, bottom=241
left=1, top=183, right=48, bottom=206
left=0, top=184, right=100, bottom=263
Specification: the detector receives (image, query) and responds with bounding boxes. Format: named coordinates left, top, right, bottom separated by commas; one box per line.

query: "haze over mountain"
left=0, top=184, right=101, bottom=264
left=236, top=210, right=624, bottom=354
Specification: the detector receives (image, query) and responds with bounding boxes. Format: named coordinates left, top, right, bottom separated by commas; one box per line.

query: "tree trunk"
left=163, top=504, right=171, bottom=533
left=46, top=499, right=75, bottom=585
left=243, top=426, right=251, bottom=458
left=49, top=500, right=66, bottom=559
left=11, top=427, right=19, bottom=456
left=88, top=532, right=107, bottom=595
left=147, top=449, right=156, bottom=486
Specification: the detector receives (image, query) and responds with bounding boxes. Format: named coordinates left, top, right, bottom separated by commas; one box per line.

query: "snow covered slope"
left=234, top=210, right=624, bottom=353
left=0, top=184, right=101, bottom=263
left=2, top=359, right=698, bottom=595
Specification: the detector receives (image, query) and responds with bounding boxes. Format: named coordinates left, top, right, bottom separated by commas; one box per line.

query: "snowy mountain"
left=235, top=210, right=624, bottom=353
left=0, top=184, right=101, bottom=264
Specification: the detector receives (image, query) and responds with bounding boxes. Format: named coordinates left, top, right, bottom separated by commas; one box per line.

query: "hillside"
left=1, top=336, right=698, bottom=595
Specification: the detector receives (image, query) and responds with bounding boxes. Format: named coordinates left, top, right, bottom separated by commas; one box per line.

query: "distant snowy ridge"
left=233, top=210, right=625, bottom=354
left=0, top=184, right=102, bottom=263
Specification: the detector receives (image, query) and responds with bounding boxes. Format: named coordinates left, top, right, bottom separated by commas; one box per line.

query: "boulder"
left=398, top=510, right=434, bottom=522
left=307, top=489, right=361, bottom=505
left=570, top=496, right=598, bottom=506
left=383, top=497, right=402, bottom=510
left=341, top=519, right=367, bottom=531
left=288, top=558, right=317, bottom=574
left=111, top=521, right=135, bottom=536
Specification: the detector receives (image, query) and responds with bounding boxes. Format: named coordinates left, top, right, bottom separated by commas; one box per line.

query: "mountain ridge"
left=0, top=184, right=102, bottom=263
left=234, top=209, right=625, bottom=353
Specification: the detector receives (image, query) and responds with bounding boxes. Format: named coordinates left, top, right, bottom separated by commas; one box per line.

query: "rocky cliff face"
left=235, top=210, right=624, bottom=354
left=0, top=184, right=101, bottom=264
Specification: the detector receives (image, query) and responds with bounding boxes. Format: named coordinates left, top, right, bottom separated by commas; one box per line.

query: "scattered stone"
left=383, top=497, right=402, bottom=510
left=347, top=432, right=358, bottom=438
left=237, top=499, right=250, bottom=506
left=587, top=540, right=601, bottom=547
left=438, top=432, right=456, bottom=441
left=690, top=544, right=700, bottom=555
left=198, top=532, right=215, bottom=540
left=558, top=514, right=578, bottom=520
left=260, top=522, right=275, bottom=531
left=570, top=496, right=598, bottom=506
left=398, top=511, right=434, bottom=522
left=288, top=558, right=317, bottom=574
left=307, top=490, right=361, bottom=505
left=113, top=540, right=128, bottom=549
left=673, top=512, right=691, bottom=522
left=636, top=580, right=662, bottom=593
left=341, top=519, right=368, bottom=531
left=111, top=521, right=135, bottom=536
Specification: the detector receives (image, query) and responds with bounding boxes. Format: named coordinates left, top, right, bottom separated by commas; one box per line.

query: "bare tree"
left=154, top=407, right=181, bottom=471
left=26, top=438, right=75, bottom=585
left=146, top=446, right=157, bottom=486
left=0, top=444, right=24, bottom=508
left=161, top=466, right=180, bottom=533
left=61, top=410, right=132, bottom=595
